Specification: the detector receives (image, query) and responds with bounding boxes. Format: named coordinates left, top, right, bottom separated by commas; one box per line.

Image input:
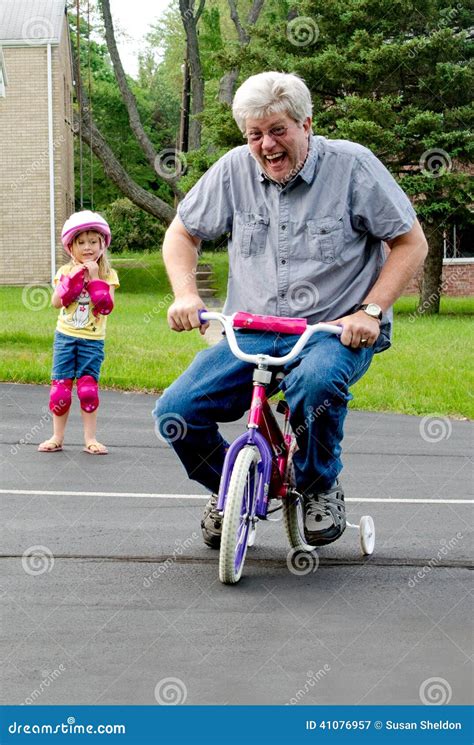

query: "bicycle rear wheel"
left=282, top=456, right=315, bottom=552
left=219, top=445, right=260, bottom=584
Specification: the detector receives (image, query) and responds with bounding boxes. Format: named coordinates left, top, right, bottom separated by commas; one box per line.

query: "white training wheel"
left=248, top=520, right=258, bottom=547
left=359, top=515, right=375, bottom=555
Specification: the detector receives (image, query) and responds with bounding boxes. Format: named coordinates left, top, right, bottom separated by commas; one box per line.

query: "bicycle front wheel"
left=219, top=445, right=260, bottom=584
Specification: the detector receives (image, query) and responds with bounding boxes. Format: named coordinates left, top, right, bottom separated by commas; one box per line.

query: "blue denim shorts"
left=51, top=331, right=105, bottom=381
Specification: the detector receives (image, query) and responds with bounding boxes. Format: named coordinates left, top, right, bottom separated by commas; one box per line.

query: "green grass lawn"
left=1, top=252, right=472, bottom=418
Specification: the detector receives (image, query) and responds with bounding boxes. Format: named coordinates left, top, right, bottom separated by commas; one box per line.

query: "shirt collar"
left=254, top=134, right=320, bottom=186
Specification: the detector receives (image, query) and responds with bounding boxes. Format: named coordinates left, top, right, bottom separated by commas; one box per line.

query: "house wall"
left=0, top=20, right=74, bottom=285
left=403, top=262, right=474, bottom=297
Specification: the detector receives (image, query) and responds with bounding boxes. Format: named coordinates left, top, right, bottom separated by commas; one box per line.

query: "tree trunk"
left=418, top=217, right=444, bottom=314
left=100, top=0, right=182, bottom=197
left=72, top=51, right=177, bottom=223
left=179, top=0, right=205, bottom=150
left=75, top=113, right=176, bottom=225
left=218, top=0, right=266, bottom=105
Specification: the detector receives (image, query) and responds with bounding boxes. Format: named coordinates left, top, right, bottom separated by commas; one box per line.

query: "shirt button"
left=280, top=292, right=285, bottom=298
left=281, top=259, right=286, bottom=265
left=281, top=225, right=287, bottom=230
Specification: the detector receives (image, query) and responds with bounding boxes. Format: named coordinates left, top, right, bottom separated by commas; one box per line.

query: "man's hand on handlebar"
left=167, top=293, right=209, bottom=335
left=326, top=310, right=381, bottom=349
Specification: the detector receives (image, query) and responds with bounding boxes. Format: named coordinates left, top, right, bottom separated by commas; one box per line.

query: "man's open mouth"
left=265, top=152, right=286, bottom=165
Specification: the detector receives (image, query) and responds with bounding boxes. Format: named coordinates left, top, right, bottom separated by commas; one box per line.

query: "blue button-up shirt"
left=178, top=135, right=416, bottom=346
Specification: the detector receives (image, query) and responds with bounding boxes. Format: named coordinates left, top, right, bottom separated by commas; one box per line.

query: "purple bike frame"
left=217, top=383, right=289, bottom=519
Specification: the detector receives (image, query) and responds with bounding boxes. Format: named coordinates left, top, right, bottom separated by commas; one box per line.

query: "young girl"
left=38, top=210, right=119, bottom=455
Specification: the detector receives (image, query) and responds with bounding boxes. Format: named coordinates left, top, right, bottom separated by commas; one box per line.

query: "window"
left=444, top=224, right=474, bottom=260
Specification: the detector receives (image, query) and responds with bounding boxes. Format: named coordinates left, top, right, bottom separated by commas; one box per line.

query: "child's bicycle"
left=199, top=310, right=375, bottom=585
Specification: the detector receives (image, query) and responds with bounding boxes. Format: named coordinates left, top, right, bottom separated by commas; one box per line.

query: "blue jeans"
left=153, top=331, right=381, bottom=495
left=51, top=331, right=104, bottom=381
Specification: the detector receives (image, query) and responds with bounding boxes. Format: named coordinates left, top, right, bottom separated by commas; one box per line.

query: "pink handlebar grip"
left=233, top=311, right=308, bottom=335
left=57, top=268, right=86, bottom=307
left=88, top=279, right=114, bottom=316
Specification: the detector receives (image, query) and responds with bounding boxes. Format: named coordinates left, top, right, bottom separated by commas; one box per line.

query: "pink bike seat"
left=232, top=312, right=307, bottom=335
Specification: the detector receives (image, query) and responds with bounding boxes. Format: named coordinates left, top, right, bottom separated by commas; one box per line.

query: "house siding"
left=0, top=15, right=74, bottom=285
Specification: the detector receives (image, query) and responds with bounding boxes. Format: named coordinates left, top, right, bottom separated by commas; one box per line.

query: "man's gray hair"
left=232, top=71, right=313, bottom=133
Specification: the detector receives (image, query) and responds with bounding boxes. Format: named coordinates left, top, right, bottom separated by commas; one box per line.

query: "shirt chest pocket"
left=235, top=211, right=269, bottom=257
left=306, top=217, right=344, bottom=263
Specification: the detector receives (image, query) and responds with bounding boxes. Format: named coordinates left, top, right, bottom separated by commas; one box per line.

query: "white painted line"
left=0, top=489, right=472, bottom=504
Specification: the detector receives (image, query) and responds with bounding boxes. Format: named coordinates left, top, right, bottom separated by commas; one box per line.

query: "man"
left=154, top=71, right=428, bottom=549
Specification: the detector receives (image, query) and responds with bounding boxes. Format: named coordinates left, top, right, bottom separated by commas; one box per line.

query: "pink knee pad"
left=49, top=379, right=73, bottom=416
left=77, top=375, right=99, bottom=412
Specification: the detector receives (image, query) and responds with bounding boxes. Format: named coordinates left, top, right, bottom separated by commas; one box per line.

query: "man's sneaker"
left=201, top=493, right=222, bottom=549
left=302, top=480, right=346, bottom=546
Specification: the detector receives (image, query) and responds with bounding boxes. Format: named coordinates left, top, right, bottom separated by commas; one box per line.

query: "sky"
left=108, top=0, right=172, bottom=77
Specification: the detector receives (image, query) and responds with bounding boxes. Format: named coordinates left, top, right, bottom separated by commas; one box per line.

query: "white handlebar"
left=200, top=311, right=342, bottom=366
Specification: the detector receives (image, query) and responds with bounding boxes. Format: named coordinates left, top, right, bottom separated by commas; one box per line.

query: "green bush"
left=105, top=198, right=166, bottom=253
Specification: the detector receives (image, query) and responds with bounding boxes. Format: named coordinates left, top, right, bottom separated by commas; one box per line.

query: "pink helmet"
left=61, top=210, right=111, bottom=254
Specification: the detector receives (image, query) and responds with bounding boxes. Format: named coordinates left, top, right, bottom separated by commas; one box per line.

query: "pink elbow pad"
left=57, top=269, right=86, bottom=307
left=87, top=279, right=114, bottom=316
